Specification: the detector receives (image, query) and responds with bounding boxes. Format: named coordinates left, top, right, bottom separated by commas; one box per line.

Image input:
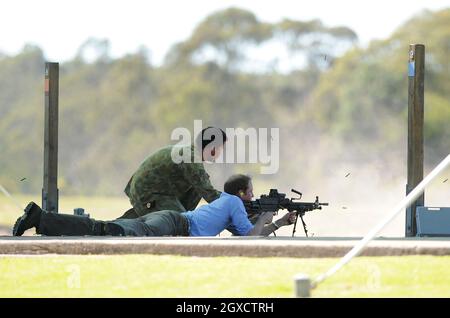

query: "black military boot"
left=13, top=202, right=43, bottom=236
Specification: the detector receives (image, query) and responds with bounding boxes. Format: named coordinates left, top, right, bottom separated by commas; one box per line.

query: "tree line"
left=0, top=7, right=448, bottom=195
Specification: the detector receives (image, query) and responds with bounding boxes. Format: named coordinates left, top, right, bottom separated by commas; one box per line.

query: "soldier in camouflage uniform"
left=118, top=127, right=227, bottom=219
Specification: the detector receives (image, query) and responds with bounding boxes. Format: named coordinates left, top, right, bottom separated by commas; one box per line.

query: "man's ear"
left=239, top=191, right=244, bottom=197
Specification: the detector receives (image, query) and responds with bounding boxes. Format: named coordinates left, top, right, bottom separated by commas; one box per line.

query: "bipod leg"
left=292, top=214, right=299, bottom=237
left=299, top=214, right=308, bottom=237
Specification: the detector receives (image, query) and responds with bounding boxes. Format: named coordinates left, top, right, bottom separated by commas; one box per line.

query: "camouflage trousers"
left=118, top=187, right=202, bottom=219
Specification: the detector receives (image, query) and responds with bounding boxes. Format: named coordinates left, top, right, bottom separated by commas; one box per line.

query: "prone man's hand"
left=277, top=212, right=297, bottom=227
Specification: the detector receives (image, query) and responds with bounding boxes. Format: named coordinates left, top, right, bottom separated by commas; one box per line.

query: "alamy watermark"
left=366, top=263, right=382, bottom=291
left=66, top=264, right=81, bottom=289
left=171, top=120, right=279, bottom=174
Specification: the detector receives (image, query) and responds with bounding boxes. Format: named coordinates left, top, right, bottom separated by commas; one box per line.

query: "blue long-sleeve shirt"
left=182, top=192, right=254, bottom=236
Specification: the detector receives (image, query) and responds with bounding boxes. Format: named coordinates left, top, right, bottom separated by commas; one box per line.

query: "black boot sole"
left=12, top=202, right=39, bottom=236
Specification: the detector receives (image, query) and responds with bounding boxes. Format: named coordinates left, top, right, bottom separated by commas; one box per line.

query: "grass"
left=1, top=255, right=450, bottom=297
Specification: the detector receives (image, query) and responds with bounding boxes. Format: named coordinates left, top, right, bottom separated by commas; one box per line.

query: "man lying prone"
left=13, top=174, right=295, bottom=237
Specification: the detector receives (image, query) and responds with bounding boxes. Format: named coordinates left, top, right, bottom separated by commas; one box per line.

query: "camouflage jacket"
left=125, top=144, right=221, bottom=207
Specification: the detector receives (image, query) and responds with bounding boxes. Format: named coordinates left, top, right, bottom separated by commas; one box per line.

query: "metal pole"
left=42, top=62, right=59, bottom=213
left=294, top=274, right=311, bottom=298
left=406, top=44, right=425, bottom=237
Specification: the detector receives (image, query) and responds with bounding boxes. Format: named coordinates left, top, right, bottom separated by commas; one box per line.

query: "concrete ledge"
left=2, top=236, right=450, bottom=257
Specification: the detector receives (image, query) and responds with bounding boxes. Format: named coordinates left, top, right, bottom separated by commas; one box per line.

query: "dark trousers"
left=37, top=210, right=189, bottom=237
left=37, top=213, right=104, bottom=236
left=114, top=211, right=189, bottom=236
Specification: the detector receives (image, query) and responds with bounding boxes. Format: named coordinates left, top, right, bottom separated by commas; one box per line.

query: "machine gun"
left=244, top=189, right=328, bottom=237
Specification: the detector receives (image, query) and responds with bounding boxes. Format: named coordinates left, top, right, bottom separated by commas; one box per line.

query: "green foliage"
left=0, top=7, right=448, bottom=195
left=275, top=18, right=357, bottom=68
left=309, top=8, right=450, bottom=163
left=167, top=7, right=357, bottom=71
left=165, top=8, right=272, bottom=68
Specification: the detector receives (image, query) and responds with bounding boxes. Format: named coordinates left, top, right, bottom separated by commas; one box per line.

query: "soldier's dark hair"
left=196, top=126, right=227, bottom=151
left=224, top=174, right=251, bottom=196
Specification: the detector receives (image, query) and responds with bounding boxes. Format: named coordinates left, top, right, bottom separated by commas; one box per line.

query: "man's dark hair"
left=224, top=174, right=251, bottom=196
left=196, top=126, right=227, bottom=151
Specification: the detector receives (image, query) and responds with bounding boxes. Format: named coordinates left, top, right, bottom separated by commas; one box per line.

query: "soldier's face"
left=203, top=145, right=224, bottom=162
left=213, top=145, right=224, bottom=159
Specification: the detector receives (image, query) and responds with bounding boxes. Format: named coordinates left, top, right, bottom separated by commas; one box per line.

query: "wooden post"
left=405, top=44, right=425, bottom=237
left=42, top=62, right=59, bottom=213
